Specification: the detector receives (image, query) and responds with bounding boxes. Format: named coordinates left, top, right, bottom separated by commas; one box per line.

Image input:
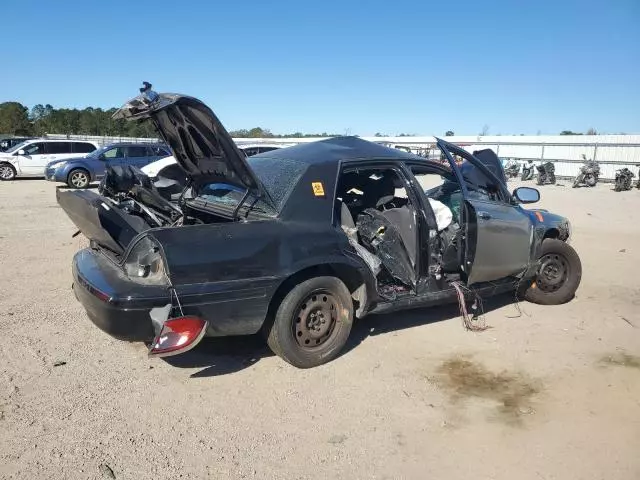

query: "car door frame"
left=123, top=145, right=151, bottom=168
left=15, top=141, right=47, bottom=176
left=338, top=160, right=431, bottom=293
left=399, top=161, right=453, bottom=294
left=436, top=138, right=533, bottom=285
left=44, top=141, right=75, bottom=167
left=96, top=146, right=126, bottom=178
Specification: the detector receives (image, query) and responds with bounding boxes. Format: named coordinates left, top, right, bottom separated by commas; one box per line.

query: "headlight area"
left=123, top=236, right=169, bottom=285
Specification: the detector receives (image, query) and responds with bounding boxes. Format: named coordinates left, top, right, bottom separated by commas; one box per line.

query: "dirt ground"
left=1, top=178, right=639, bottom=480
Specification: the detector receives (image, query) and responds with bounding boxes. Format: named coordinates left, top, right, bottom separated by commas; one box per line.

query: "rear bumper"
left=72, top=249, right=170, bottom=341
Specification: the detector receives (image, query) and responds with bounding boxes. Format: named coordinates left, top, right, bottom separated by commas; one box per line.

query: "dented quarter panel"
left=147, top=217, right=377, bottom=336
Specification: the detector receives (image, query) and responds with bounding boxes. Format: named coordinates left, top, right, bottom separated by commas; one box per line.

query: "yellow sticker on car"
left=312, top=182, right=325, bottom=196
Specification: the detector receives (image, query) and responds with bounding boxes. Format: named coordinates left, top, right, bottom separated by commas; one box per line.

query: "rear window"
left=73, top=142, right=96, bottom=153
left=248, top=156, right=307, bottom=209
left=195, top=156, right=306, bottom=214
left=44, top=142, right=72, bottom=154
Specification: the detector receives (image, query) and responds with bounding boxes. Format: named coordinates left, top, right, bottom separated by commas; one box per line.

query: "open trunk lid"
left=57, top=189, right=147, bottom=256
left=113, top=83, right=275, bottom=208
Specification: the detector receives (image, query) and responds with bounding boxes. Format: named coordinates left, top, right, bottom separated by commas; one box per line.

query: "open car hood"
left=113, top=83, right=274, bottom=207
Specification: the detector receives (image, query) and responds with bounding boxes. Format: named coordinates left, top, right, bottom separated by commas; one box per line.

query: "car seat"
left=357, top=208, right=416, bottom=287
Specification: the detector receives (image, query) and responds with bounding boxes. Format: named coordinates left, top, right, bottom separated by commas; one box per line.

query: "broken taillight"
left=148, top=316, right=208, bottom=358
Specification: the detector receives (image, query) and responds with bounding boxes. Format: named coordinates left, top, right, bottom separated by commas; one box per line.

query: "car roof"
left=101, top=142, right=165, bottom=147
left=238, top=143, right=282, bottom=149
left=255, top=136, right=434, bottom=166
left=24, top=138, right=98, bottom=144
left=25, top=138, right=81, bottom=142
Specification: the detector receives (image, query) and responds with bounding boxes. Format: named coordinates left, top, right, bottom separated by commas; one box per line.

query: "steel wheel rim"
left=536, top=253, right=569, bottom=292
left=293, top=290, right=340, bottom=350
left=71, top=172, right=88, bottom=188
left=0, top=165, right=14, bottom=179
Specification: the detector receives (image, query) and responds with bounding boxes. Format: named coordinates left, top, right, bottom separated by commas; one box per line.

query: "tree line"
left=0, top=101, right=606, bottom=138
left=0, top=102, right=156, bottom=138
left=0, top=102, right=343, bottom=139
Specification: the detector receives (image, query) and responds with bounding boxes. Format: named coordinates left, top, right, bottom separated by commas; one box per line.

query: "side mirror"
left=513, top=186, right=540, bottom=204
left=17, top=149, right=26, bottom=156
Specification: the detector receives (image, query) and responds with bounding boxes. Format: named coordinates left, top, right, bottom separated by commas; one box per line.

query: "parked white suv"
left=0, top=139, right=99, bottom=180
left=141, top=143, right=285, bottom=178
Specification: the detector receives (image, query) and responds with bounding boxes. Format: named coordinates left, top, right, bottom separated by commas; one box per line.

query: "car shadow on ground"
left=342, top=292, right=520, bottom=357
left=164, top=292, right=521, bottom=378
left=55, top=184, right=98, bottom=190
left=162, top=334, right=274, bottom=378
left=8, top=177, right=46, bottom=181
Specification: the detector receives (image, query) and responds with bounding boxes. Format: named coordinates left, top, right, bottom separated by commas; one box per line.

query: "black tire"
left=0, top=162, right=16, bottom=181
left=67, top=168, right=90, bottom=188
left=523, top=239, right=582, bottom=305
left=266, top=276, right=353, bottom=368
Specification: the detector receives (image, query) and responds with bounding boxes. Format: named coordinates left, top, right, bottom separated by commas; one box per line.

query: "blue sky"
left=2, top=0, right=639, bottom=135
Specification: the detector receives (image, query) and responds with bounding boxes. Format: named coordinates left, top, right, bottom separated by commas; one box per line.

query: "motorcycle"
left=536, top=162, right=556, bottom=185
left=614, top=168, right=635, bottom=192
left=504, top=160, right=520, bottom=179
left=572, top=156, right=600, bottom=188
left=521, top=160, right=535, bottom=181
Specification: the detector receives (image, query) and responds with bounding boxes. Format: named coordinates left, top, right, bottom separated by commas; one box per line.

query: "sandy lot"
left=1, top=178, right=639, bottom=480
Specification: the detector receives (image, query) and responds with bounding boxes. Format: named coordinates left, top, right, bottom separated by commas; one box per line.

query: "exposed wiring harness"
left=450, top=280, right=488, bottom=331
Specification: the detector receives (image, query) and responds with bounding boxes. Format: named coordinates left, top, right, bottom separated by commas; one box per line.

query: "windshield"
left=196, top=156, right=307, bottom=214
left=5, top=140, right=31, bottom=154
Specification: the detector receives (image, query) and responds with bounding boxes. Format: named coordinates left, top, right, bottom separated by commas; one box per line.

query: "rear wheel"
left=67, top=169, right=90, bottom=188
left=266, top=276, right=353, bottom=368
left=614, top=179, right=623, bottom=192
left=0, top=162, right=16, bottom=181
left=524, top=239, right=582, bottom=305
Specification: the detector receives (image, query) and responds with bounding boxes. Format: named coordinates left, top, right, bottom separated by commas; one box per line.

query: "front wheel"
left=523, top=239, right=582, bottom=305
left=266, top=276, right=354, bottom=368
left=572, top=176, right=581, bottom=188
left=67, top=169, right=90, bottom=188
left=0, top=162, right=16, bottom=181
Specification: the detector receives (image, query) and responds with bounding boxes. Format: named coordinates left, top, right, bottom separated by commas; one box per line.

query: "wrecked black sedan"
left=58, top=86, right=581, bottom=368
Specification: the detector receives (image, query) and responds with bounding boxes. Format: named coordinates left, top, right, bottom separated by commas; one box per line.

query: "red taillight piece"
left=149, top=316, right=207, bottom=358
